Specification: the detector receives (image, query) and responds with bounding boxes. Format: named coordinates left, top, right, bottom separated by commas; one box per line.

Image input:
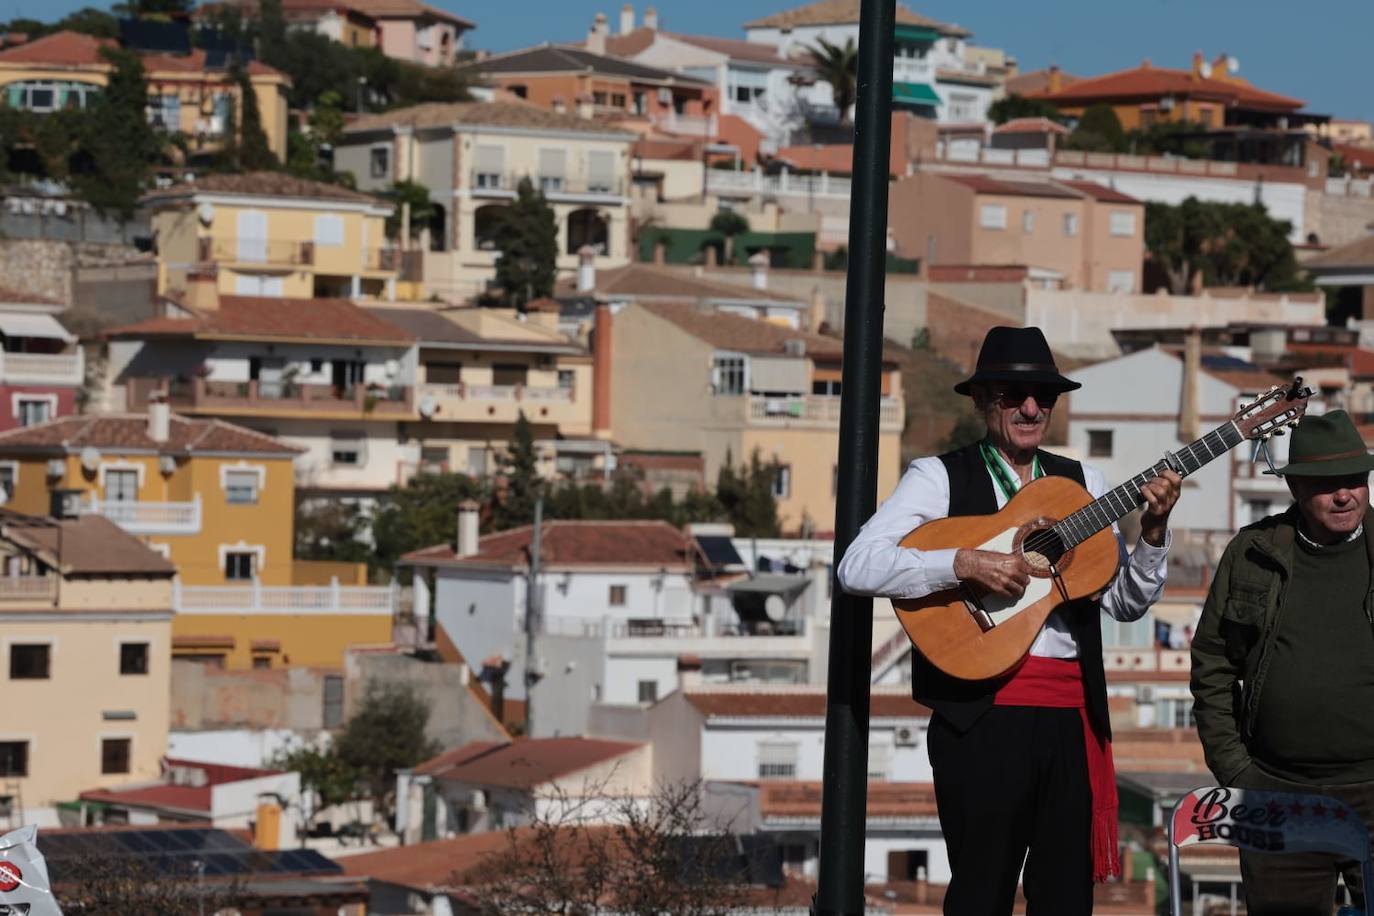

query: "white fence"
left=174, top=578, right=397, bottom=616
left=706, top=169, right=854, bottom=199
left=0, top=350, right=83, bottom=385
left=84, top=495, right=202, bottom=535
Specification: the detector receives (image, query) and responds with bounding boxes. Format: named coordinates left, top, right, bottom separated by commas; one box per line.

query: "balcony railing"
left=541, top=617, right=808, bottom=639
left=649, top=111, right=718, bottom=139
left=82, top=495, right=202, bottom=535
left=168, top=378, right=413, bottom=416
left=470, top=171, right=626, bottom=197
left=173, top=578, right=397, bottom=615
left=198, top=237, right=315, bottom=266
left=0, top=350, right=83, bottom=385
left=748, top=395, right=903, bottom=429
left=706, top=168, right=853, bottom=199
left=420, top=383, right=573, bottom=403
left=0, top=576, right=57, bottom=601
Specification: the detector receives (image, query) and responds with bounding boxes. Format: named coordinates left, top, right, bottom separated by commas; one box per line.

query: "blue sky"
left=452, top=0, right=1373, bottom=122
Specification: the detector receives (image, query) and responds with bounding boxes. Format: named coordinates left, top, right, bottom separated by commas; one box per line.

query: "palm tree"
left=808, top=36, right=858, bottom=124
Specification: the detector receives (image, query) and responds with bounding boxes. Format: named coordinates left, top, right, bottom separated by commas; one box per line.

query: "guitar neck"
left=1055, top=420, right=1244, bottom=549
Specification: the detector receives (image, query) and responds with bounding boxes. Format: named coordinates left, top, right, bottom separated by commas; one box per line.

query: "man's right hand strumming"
left=954, top=549, right=1032, bottom=600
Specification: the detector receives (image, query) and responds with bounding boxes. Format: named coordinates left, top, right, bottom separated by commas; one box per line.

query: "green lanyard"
left=978, top=440, right=1042, bottom=503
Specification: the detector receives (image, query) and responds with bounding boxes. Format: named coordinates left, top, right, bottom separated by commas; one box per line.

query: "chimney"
left=1179, top=327, right=1201, bottom=441
left=587, top=14, right=607, bottom=55
left=1140, top=58, right=1152, bottom=69
left=1047, top=64, right=1062, bottom=94
left=749, top=250, right=769, bottom=290
left=456, top=499, right=480, bottom=557
left=147, top=396, right=170, bottom=443
left=1191, top=50, right=1204, bottom=79
left=592, top=303, right=614, bottom=438
left=677, top=653, right=702, bottom=689
left=576, top=92, right=595, bottom=120
left=185, top=268, right=220, bottom=312
left=643, top=6, right=657, bottom=29
left=577, top=244, right=598, bottom=292
left=619, top=3, right=634, bottom=34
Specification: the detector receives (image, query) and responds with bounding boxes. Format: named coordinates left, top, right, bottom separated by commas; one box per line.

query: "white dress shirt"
left=835, top=455, right=1171, bottom=659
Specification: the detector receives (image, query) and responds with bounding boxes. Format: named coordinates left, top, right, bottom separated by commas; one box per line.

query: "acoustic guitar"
left=893, top=378, right=1313, bottom=682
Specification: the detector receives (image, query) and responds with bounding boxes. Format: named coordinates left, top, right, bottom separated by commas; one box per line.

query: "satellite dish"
left=79, top=446, right=101, bottom=472
left=45, top=458, right=65, bottom=478
left=1227, top=55, right=1240, bottom=74
left=384, top=358, right=399, bottom=376
left=160, top=455, right=177, bottom=475
left=419, top=395, right=438, bottom=418
left=1199, top=61, right=1212, bottom=79
left=764, top=593, right=787, bottom=622
left=197, top=202, right=215, bottom=225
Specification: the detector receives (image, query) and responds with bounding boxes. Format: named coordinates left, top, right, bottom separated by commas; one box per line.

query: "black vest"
left=910, top=442, right=1112, bottom=739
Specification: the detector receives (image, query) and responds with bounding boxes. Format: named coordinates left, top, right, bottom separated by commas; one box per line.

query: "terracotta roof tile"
left=367, top=306, right=582, bottom=352
left=1058, top=179, right=1142, bottom=205
left=1031, top=64, right=1303, bottom=112
left=758, top=780, right=937, bottom=820
left=145, top=171, right=384, bottom=206
left=79, top=784, right=212, bottom=815
left=0, top=30, right=281, bottom=77
left=684, top=688, right=928, bottom=719
left=0, top=413, right=301, bottom=455
left=637, top=301, right=845, bottom=358
left=941, top=173, right=1083, bottom=199
left=1304, top=234, right=1374, bottom=269
left=109, top=295, right=414, bottom=344
left=1, top=512, right=176, bottom=576
left=415, top=738, right=643, bottom=789
left=1287, top=343, right=1374, bottom=378
left=0, top=287, right=61, bottom=306
left=671, top=33, right=800, bottom=66
left=403, top=519, right=695, bottom=569
left=1004, top=67, right=1080, bottom=97
left=992, top=117, right=1070, bottom=136
left=346, top=100, right=636, bottom=136
left=558, top=263, right=803, bottom=305
left=468, top=45, right=711, bottom=87
left=345, top=0, right=473, bottom=26
left=744, top=0, right=969, bottom=36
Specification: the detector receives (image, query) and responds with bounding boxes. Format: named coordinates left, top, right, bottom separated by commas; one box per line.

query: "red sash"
left=993, top=656, right=1120, bottom=883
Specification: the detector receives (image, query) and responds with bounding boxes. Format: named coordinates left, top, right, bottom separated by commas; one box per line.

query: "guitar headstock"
left=1233, top=376, right=1313, bottom=442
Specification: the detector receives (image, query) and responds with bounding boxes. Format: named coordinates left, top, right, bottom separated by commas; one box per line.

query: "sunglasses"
left=990, top=386, right=1060, bottom=408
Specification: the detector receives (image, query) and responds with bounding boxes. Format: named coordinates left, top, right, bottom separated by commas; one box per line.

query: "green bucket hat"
left=1266, top=409, right=1374, bottom=477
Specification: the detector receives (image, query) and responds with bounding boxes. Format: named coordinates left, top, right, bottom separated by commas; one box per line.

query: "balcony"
left=198, top=237, right=314, bottom=267
left=747, top=395, right=904, bottom=432
left=542, top=616, right=812, bottom=656
left=82, top=495, right=202, bottom=536
left=174, top=578, right=397, bottom=616
left=0, top=350, right=83, bottom=385
left=362, top=247, right=407, bottom=273
left=417, top=382, right=582, bottom=425
left=470, top=171, right=626, bottom=200
left=649, top=111, right=718, bottom=139
left=0, top=575, right=57, bottom=601
left=168, top=378, right=414, bottom=418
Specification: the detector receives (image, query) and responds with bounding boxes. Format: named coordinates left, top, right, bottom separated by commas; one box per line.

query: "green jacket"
left=1191, top=506, right=1374, bottom=785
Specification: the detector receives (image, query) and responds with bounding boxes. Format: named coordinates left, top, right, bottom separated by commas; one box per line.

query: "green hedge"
left=638, top=228, right=817, bottom=269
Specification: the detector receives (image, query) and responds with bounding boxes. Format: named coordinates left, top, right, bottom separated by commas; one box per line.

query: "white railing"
left=892, top=58, right=934, bottom=83
left=705, top=168, right=854, bottom=199
left=421, top=384, right=574, bottom=403
left=0, top=350, right=83, bottom=385
left=931, top=144, right=1051, bottom=168
left=0, top=576, right=56, bottom=601
left=650, top=112, right=718, bottom=138
left=174, top=577, right=397, bottom=616
left=541, top=616, right=809, bottom=639
left=83, top=495, right=202, bottom=535
left=1327, top=177, right=1374, bottom=198
left=748, top=395, right=903, bottom=429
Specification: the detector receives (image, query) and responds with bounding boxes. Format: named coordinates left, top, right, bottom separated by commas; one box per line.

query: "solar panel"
left=36, top=829, right=342, bottom=880
left=118, top=18, right=191, bottom=54
left=695, top=535, right=744, bottom=568
left=1201, top=353, right=1259, bottom=371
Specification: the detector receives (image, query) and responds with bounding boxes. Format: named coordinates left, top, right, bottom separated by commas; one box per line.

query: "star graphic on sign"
left=1313, top=802, right=1328, bottom=818
left=1333, top=807, right=1349, bottom=821
left=1289, top=801, right=1305, bottom=816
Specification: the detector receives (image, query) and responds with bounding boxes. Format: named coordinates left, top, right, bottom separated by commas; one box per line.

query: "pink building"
left=0, top=290, right=82, bottom=437
left=350, top=0, right=474, bottom=67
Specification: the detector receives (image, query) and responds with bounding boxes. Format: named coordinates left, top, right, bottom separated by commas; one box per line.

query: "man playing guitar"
left=837, top=326, right=1182, bottom=915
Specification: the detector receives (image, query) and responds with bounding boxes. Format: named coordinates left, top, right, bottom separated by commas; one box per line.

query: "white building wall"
left=433, top=567, right=521, bottom=684
left=603, top=655, right=680, bottom=705
left=169, top=729, right=327, bottom=769
left=541, top=569, right=696, bottom=621
left=210, top=771, right=301, bottom=847
left=265, top=417, right=415, bottom=493
left=699, top=720, right=931, bottom=783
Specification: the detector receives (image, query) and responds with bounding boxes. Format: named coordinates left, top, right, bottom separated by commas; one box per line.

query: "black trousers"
left=929, top=706, right=1093, bottom=916
left=1234, top=766, right=1374, bottom=915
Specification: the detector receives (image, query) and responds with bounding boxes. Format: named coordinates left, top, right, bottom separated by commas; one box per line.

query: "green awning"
left=893, top=81, right=941, bottom=105
left=893, top=24, right=938, bottom=42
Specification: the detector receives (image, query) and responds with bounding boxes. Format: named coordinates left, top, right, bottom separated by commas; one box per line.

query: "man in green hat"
left=1192, top=409, right=1374, bottom=914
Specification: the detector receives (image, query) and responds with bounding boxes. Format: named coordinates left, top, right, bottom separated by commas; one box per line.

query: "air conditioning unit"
left=894, top=725, right=918, bottom=747
left=783, top=339, right=806, bottom=357
left=1137, top=685, right=1156, bottom=703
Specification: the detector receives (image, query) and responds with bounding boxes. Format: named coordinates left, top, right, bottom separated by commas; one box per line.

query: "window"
left=979, top=204, right=1007, bottom=230
left=1063, top=213, right=1079, bottom=237
left=426, top=361, right=462, bottom=384
left=9, top=644, right=49, bottom=679
left=0, top=742, right=27, bottom=777
left=1107, top=270, right=1136, bottom=294
left=713, top=355, right=746, bottom=395
left=610, top=93, right=626, bottom=108
left=948, top=91, right=977, bottom=121
left=370, top=147, right=389, bottom=179
left=492, top=364, right=528, bottom=387
left=609, top=585, right=627, bottom=606
left=592, top=91, right=608, bottom=106
left=1109, top=211, right=1137, bottom=237
left=16, top=398, right=51, bottom=426
left=474, top=144, right=504, bottom=188
left=147, top=93, right=181, bottom=131
left=1022, top=209, right=1035, bottom=233
left=557, top=369, right=575, bottom=389
left=6, top=80, right=98, bottom=112
left=314, top=215, right=345, bottom=247
left=0, top=464, right=14, bottom=500
left=772, top=465, right=791, bottom=499
left=867, top=742, right=891, bottom=780
left=252, top=656, right=272, bottom=670
left=538, top=148, right=566, bottom=193
left=466, top=446, right=489, bottom=476
left=224, top=470, right=259, bottom=505
left=224, top=551, right=256, bottom=581
left=757, top=741, right=799, bottom=779
left=1158, top=698, right=1196, bottom=729
left=331, top=433, right=365, bottom=467
left=101, top=738, right=131, bottom=775
left=119, top=643, right=149, bottom=676
left=813, top=379, right=841, bottom=395
left=323, top=675, right=345, bottom=728
left=637, top=680, right=658, bottom=703
left=105, top=469, right=139, bottom=502
left=1247, top=499, right=1271, bottom=522
left=1087, top=429, right=1113, bottom=458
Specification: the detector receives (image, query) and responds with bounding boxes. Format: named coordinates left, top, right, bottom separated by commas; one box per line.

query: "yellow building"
left=145, top=172, right=401, bottom=300
left=0, top=30, right=291, bottom=162
left=0, top=509, right=174, bottom=825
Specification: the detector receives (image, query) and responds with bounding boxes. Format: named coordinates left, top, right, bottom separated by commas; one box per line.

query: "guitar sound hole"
left=1021, top=528, right=1066, bottom=571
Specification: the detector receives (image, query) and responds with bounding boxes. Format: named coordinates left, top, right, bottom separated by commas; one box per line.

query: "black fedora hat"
left=953, top=326, right=1081, bottom=396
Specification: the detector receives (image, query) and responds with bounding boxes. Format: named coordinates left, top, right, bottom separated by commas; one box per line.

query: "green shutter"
left=892, top=82, right=941, bottom=105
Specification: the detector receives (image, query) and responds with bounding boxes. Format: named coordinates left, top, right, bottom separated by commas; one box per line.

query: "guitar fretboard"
left=1053, top=420, right=1244, bottom=549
